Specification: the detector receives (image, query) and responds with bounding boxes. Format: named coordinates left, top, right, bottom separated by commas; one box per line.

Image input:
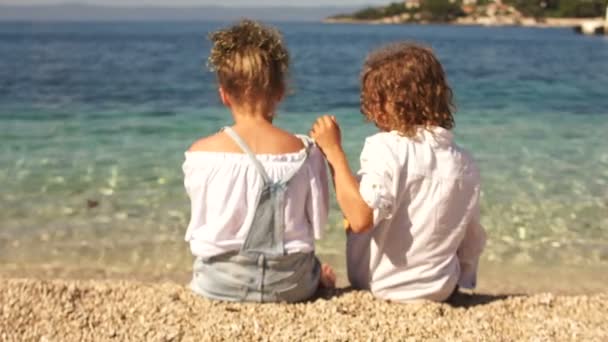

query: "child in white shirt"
left=184, top=20, right=335, bottom=303
left=311, top=43, right=486, bottom=302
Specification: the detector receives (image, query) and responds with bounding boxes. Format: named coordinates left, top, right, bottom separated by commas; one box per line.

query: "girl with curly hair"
left=311, top=43, right=486, bottom=302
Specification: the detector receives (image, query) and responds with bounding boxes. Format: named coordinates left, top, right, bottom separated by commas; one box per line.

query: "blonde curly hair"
left=360, top=43, right=455, bottom=137
left=208, top=19, right=289, bottom=111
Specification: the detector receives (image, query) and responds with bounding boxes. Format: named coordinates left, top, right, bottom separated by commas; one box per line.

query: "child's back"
left=311, top=43, right=485, bottom=302
left=347, top=128, right=484, bottom=301
left=185, top=125, right=327, bottom=261
left=184, top=20, right=334, bottom=303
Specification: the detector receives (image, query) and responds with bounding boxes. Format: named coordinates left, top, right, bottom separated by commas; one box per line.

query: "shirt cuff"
left=359, top=179, right=394, bottom=226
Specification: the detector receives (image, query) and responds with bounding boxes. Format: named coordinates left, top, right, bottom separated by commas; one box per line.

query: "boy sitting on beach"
left=311, top=43, right=486, bottom=302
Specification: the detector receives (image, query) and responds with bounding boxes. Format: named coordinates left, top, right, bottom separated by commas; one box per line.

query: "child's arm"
left=310, top=116, right=373, bottom=233
left=306, top=146, right=330, bottom=240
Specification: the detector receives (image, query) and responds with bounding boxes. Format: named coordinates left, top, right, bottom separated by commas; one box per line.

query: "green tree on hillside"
left=554, top=0, right=606, bottom=17
left=504, top=0, right=606, bottom=18
left=384, top=2, right=408, bottom=16
left=420, top=0, right=464, bottom=21
left=352, top=7, right=385, bottom=20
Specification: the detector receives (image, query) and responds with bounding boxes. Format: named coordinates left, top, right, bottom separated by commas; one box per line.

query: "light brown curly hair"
left=208, top=19, right=289, bottom=112
left=360, top=43, right=455, bottom=137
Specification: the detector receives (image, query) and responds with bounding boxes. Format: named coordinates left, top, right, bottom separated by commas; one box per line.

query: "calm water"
left=1, top=22, right=607, bottom=275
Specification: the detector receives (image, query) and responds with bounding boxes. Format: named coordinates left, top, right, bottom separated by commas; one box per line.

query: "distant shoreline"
left=323, top=17, right=604, bottom=29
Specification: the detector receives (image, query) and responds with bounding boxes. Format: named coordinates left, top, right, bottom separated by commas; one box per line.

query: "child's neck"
left=231, top=106, right=275, bottom=126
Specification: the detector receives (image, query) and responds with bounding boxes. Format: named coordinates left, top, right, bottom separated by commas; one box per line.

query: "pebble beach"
left=1, top=278, right=607, bottom=341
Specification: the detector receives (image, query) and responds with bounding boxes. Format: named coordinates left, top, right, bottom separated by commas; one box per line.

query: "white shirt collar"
left=390, top=126, right=454, bottom=148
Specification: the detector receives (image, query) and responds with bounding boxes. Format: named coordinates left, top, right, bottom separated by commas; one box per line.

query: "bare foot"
left=319, top=263, right=336, bottom=289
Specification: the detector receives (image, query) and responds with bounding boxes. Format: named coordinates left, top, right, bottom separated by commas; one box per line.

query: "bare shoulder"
left=188, top=132, right=232, bottom=153
left=272, top=127, right=306, bottom=152
left=188, top=126, right=307, bottom=154
left=237, top=125, right=305, bottom=154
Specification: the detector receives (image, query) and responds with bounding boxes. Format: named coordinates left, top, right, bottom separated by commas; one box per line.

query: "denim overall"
left=190, top=127, right=321, bottom=303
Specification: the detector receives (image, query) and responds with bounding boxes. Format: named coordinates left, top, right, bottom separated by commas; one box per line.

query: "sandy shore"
left=1, top=278, right=607, bottom=341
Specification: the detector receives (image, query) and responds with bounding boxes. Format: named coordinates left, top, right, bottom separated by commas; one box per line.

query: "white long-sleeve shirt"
left=347, top=127, right=486, bottom=302
left=183, top=145, right=329, bottom=259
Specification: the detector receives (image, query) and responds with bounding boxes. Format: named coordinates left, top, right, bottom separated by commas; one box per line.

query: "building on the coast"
left=575, top=4, right=607, bottom=35
left=605, top=3, right=608, bottom=34
left=460, top=0, right=481, bottom=13
left=405, top=0, right=420, bottom=9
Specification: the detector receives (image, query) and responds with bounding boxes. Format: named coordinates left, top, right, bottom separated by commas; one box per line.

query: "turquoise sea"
left=1, top=22, right=607, bottom=278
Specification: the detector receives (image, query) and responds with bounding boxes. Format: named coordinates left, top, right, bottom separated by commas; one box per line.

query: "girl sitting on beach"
left=183, top=20, right=335, bottom=303
left=310, top=43, right=486, bottom=302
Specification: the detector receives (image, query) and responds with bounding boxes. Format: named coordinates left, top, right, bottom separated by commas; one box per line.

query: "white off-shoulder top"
left=183, top=145, right=329, bottom=259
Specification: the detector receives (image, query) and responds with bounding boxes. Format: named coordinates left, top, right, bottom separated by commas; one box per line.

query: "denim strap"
left=223, top=126, right=271, bottom=184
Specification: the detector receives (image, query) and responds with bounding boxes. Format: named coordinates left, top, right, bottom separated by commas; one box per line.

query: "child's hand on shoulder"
left=310, top=115, right=343, bottom=160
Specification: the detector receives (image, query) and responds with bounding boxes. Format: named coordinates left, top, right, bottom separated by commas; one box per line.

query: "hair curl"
left=360, top=43, right=455, bottom=137
left=207, top=19, right=289, bottom=110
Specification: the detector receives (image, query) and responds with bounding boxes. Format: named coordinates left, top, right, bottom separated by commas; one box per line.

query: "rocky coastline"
left=325, top=1, right=607, bottom=33
left=324, top=15, right=602, bottom=29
